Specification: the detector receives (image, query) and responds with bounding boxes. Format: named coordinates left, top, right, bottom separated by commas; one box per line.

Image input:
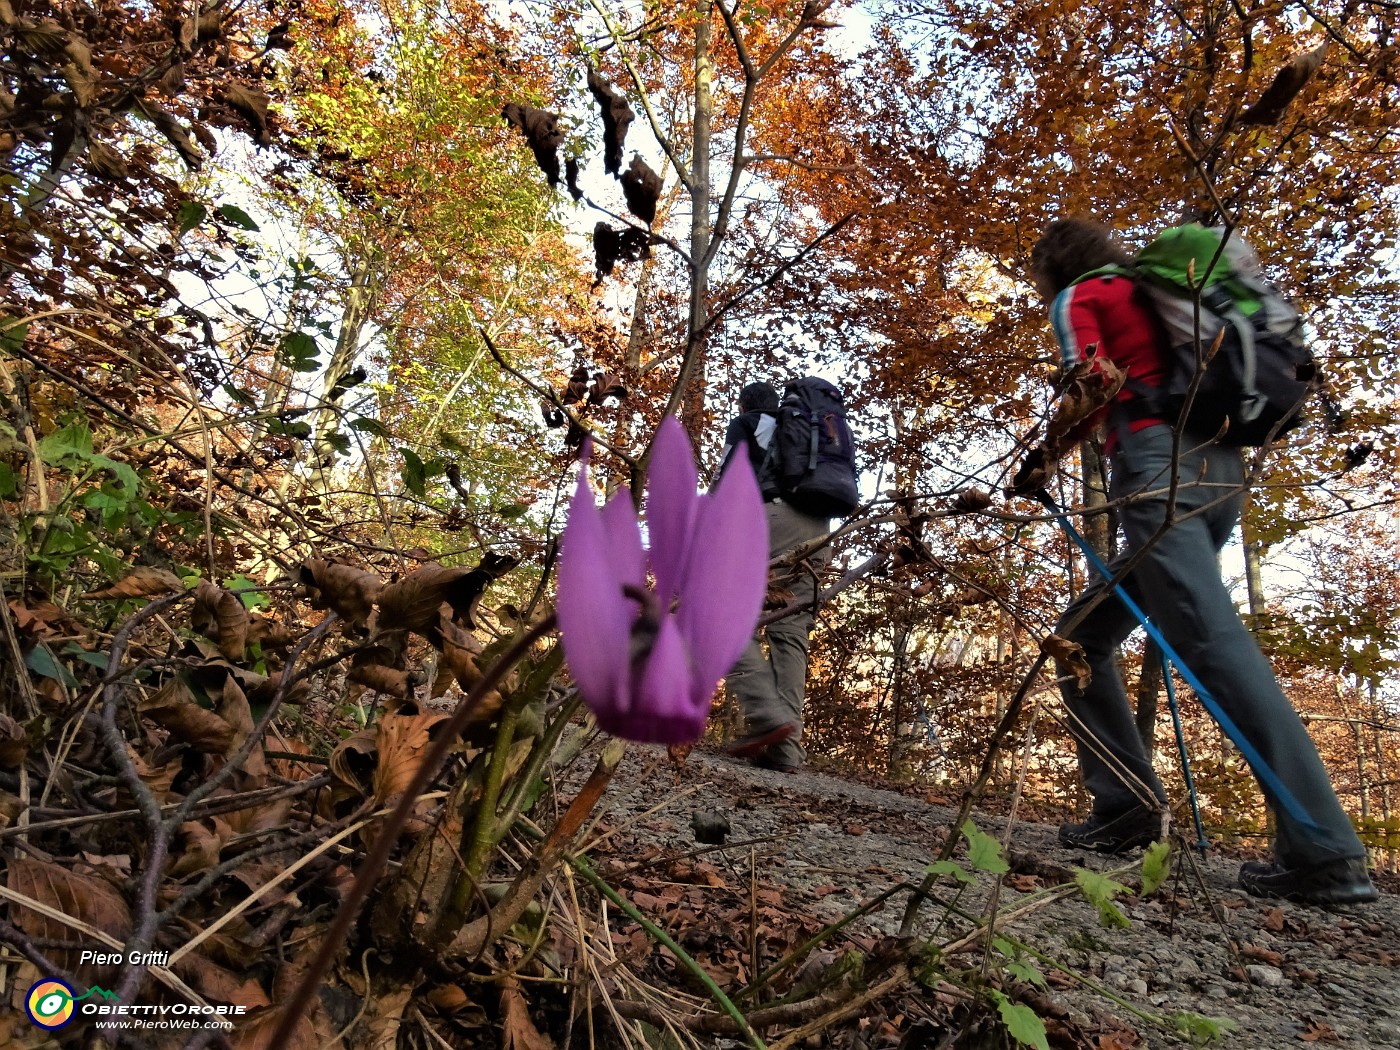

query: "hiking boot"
left=752, top=750, right=799, bottom=774
left=727, top=723, right=796, bottom=760
left=1058, top=805, right=1163, bottom=854
left=1239, top=857, right=1378, bottom=907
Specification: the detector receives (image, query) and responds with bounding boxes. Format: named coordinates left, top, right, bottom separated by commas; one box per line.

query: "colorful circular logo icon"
left=26, top=978, right=77, bottom=1029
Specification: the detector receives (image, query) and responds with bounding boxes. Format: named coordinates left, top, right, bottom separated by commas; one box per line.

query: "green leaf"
left=1169, top=1011, right=1238, bottom=1045
left=496, top=502, right=530, bottom=519
left=400, top=447, right=427, bottom=497
left=277, top=332, right=321, bottom=373
left=89, top=454, right=139, bottom=493
left=1006, top=957, right=1048, bottom=989
left=25, top=645, right=78, bottom=688
left=37, top=422, right=94, bottom=461
left=0, top=319, right=28, bottom=352
left=177, top=201, right=206, bottom=236
left=1075, top=867, right=1132, bottom=928
left=438, top=430, right=469, bottom=453
left=62, top=643, right=111, bottom=670
left=267, top=419, right=312, bottom=439
left=222, top=383, right=257, bottom=407
left=991, top=992, right=1050, bottom=1050
left=215, top=203, right=260, bottom=231
left=1141, top=840, right=1172, bottom=895
left=925, top=859, right=974, bottom=885
left=962, top=820, right=1009, bottom=874
left=223, top=574, right=270, bottom=611
left=0, top=462, right=17, bottom=498
left=349, top=417, right=392, bottom=439
left=323, top=429, right=351, bottom=456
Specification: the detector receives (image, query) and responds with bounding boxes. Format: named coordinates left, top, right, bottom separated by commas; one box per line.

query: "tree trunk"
left=662, top=1, right=712, bottom=427
left=1242, top=529, right=1267, bottom=633
left=305, top=251, right=382, bottom=496
left=1078, top=439, right=1112, bottom=562
left=1135, top=640, right=1163, bottom=758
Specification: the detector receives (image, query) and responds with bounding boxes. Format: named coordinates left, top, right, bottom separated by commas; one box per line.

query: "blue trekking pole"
left=1036, top=490, right=1326, bottom=852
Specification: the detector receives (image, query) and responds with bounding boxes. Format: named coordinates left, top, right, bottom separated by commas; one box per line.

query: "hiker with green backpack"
left=1015, top=217, right=1375, bottom=905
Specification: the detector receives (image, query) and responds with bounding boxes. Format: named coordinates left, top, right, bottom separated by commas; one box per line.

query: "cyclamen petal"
left=645, top=416, right=700, bottom=603
left=676, top=453, right=768, bottom=689
left=599, top=488, right=646, bottom=591
left=626, top=615, right=708, bottom=744
left=557, top=468, right=636, bottom=716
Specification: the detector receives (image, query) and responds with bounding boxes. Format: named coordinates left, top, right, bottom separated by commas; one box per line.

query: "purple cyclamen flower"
left=557, top=415, right=768, bottom=744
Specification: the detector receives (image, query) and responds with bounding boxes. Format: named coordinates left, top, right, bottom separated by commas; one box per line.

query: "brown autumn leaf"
left=128, top=743, right=177, bottom=801
left=1044, top=355, right=1126, bottom=457
left=172, top=952, right=271, bottom=1010
left=330, top=728, right=378, bottom=796
left=593, top=221, right=650, bottom=279
left=232, top=1006, right=330, bottom=1050
left=1298, top=1016, right=1339, bottom=1042
left=347, top=662, right=414, bottom=699
left=502, top=102, right=563, bottom=186
left=620, top=155, right=662, bottom=225
left=951, top=488, right=993, bottom=514
left=0, top=714, right=26, bottom=767
left=426, top=984, right=472, bottom=1010
left=247, top=613, right=298, bottom=650
left=500, top=975, right=555, bottom=1050
left=373, top=712, right=450, bottom=806
left=376, top=564, right=476, bottom=634
left=192, top=578, right=250, bottom=661
left=223, top=81, right=271, bottom=144
left=7, top=857, right=131, bottom=975
left=561, top=364, right=590, bottom=406
left=139, top=676, right=238, bottom=754
left=81, top=565, right=185, bottom=599
left=1040, top=634, right=1092, bottom=689
left=587, top=65, right=634, bottom=175
left=300, top=558, right=383, bottom=627
left=362, top=981, right=414, bottom=1050
left=215, top=671, right=267, bottom=780
left=1096, top=1032, right=1141, bottom=1050
left=588, top=370, right=628, bottom=406
left=169, top=816, right=233, bottom=878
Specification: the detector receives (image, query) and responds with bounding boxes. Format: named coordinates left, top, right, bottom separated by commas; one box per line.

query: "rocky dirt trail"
left=578, top=745, right=1400, bottom=1049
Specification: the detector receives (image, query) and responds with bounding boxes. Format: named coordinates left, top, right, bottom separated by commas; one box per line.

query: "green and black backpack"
left=1096, top=224, right=1322, bottom=447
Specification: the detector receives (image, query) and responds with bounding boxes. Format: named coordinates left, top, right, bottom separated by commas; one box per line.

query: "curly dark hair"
left=1030, top=218, right=1133, bottom=297
left=738, top=381, right=780, bottom=413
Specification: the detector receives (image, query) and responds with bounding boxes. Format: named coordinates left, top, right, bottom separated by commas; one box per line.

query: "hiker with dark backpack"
left=718, top=378, right=860, bottom=772
left=1015, top=217, right=1374, bottom=905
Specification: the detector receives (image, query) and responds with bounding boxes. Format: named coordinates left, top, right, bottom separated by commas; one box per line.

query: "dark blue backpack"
left=764, top=377, right=860, bottom=517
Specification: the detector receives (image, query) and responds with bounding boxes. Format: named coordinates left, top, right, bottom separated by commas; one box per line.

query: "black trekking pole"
left=1161, top=649, right=1211, bottom=856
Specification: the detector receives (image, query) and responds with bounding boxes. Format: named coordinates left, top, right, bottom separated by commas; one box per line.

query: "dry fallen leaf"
left=140, top=677, right=238, bottom=755
left=500, top=975, right=555, bottom=1050
left=1298, top=1016, right=1339, bottom=1042
left=300, top=558, right=382, bottom=627
left=1040, top=633, right=1092, bottom=690
left=81, top=565, right=185, bottom=599
left=192, top=578, right=250, bottom=661
left=7, top=857, right=132, bottom=976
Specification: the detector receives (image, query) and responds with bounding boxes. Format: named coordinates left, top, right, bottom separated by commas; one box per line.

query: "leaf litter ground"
left=574, top=745, right=1400, bottom=1049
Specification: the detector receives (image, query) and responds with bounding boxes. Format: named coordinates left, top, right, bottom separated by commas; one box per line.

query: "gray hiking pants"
left=726, top=500, right=832, bottom=767
left=1056, top=423, right=1364, bottom=868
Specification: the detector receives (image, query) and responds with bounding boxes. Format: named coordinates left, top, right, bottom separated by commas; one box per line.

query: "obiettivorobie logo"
left=24, top=978, right=243, bottom=1031
left=25, top=979, right=116, bottom=1029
